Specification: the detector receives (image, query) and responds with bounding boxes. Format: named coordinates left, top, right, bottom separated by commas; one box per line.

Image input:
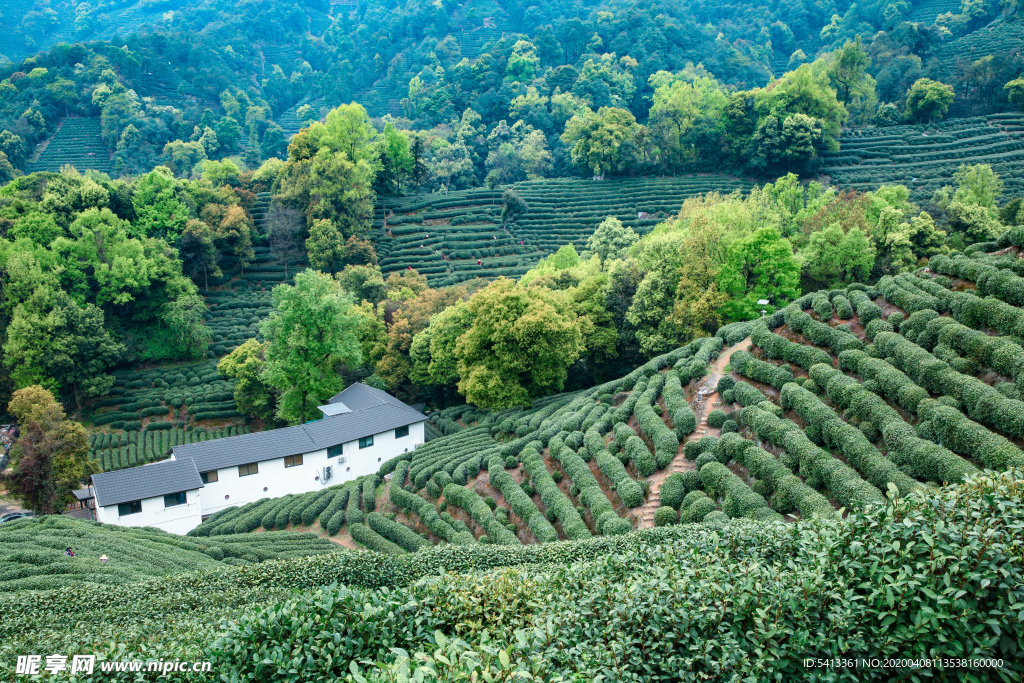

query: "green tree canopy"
left=717, top=227, right=800, bottom=321
left=455, top=278, right=583, bottom=409
left=260, top=269, right=362, bottom=425
left=5, top=385, right=94, bottom=515
left=903, top=78, right=955, bottom=123
left=217, top=339, right=278, bottom=423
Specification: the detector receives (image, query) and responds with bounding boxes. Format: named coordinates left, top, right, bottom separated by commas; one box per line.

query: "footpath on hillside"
left=637, top=336, right=752, bottom=527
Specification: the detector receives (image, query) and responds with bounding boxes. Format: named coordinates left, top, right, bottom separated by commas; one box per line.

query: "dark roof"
left=172, top=424, right=316, bottom=473
left=92, top=459, right=203, bottom=508
left=329, top=383, right=410, bottom=412
left=73, top=487, right=93, bottom=501
left=171, top=384, right=424, bottom=472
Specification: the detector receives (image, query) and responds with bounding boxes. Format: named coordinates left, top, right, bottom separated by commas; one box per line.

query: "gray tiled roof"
left=171, top=384, right=424, bottom=473
left=172, top=424, right=316, bottom=473
left=92, top=459, right=203, bottom=508
left=329, top=383, right=409, bottom=412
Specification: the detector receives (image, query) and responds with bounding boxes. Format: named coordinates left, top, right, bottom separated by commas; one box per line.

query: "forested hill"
left=1, top=0, right=1022, bottom=181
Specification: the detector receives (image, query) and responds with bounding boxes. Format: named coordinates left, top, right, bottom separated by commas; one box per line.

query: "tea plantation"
left=373, top=175, right=756, bottom=286
left=185, top=223, right=1024, bottom=564
left=25, top=118, right=113, bottom=174
left=821, top=113, right=1024, bottom=203
left=1, top=472, right=1019, bottom=680
left=7, top=233, right=1024, bottom=678
left=0, top=515, right=337, bottom=592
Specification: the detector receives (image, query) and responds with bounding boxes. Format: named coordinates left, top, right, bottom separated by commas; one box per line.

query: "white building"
left=92, top=383, right=425, bottom=535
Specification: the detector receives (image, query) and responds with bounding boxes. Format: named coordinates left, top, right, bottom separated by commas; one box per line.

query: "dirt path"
left=636, top=337, right=752, bottom=527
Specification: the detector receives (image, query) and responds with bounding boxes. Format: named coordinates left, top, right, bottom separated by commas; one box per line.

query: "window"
left=164, top=491, right=187, bottom=508
left=238, top=462, right=259, bottom=477
left=358, top=435, right=373, bottom=449
left=117, top=500, right=142, bottom=516
left=395, top=425, right=409, bottom=439
left=284, top=454, right=303, bottom=468
left=327, top=444, right=343, bottom=457
left=200, top=470, right=218, bottom=484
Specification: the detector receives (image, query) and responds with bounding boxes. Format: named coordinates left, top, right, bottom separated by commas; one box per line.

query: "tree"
left=903, top=78, right=954, bottom=123
left=343, top=236, right=378, bottom=267
left=561, top=106, right=642, bottom=178
left=336, top=264, right=387, bottom=304
left=756, top=61, right=847, bottom=151
left=306, top=218, right=347, bottom=274
left=585, top=216, right=638, bottom=261
left=132, top=167, right=189, bottom=241
left=214, top=205, right=255, bottom=271
left=671, top=213, right=729, bottom=340
left=420, top=301, right=474, bottom=386
left=4, top=291, right=125, bottom=408
left=279, top=126, right=376, bottom=237
left=647, top=73, right=728, bottom=170
left=941, top=163, right=1003, bottom=212
left=217, top=339, right=277, bottom=422
left=801, top=224, right=876, bottom=287
left=717, top=227, right=800, bottom=321
left=4, top=386, right=93, bottom=515
left=501, top=189, right=528, bottom=227
left=506, top=40, right=541, bottom=82
left=430, top=139, right=473, bottom=194
left=160, top=293, right=213, bottom=360
left=626, top=232, right=687, bottom=355
left=518, top=130, right=552, bottom=179
left=266, top=204, right=305, bottom=277
left=259, top=269, right=361, bottom=424
left=455, top=279, right=583, bottom=409
left=751, top=113, right=824, bottom=173
left=945, top=202, right=1001, bottom=243
left=827, top=36, right=871, bottom=106
left=409, top=133, right=429, bottom=198
left=306, top=103, right=377, bottom=163
left=178, top=219, right=221, bottom=289
left=1006, top=78, right=1024, bottom=110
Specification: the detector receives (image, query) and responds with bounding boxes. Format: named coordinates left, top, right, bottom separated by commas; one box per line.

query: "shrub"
left=707, top=410, right=727, bottom=428
left=520, top=445, right=591, bottom=539
left=660, top=473, right=686, bottom=509
left=366, top=512, right=429, bottom=552
left=349, top=523, right=406, bottom=555
left=654, top=506, right=678, bottom=527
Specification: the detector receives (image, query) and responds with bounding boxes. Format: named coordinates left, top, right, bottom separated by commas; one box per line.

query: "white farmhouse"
left=91, top=383, right=425, bottom=535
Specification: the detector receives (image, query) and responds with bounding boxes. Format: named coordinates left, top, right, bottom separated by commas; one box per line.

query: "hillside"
left=2, top=472, right=1020, bottom=679
left=373, top=175, right=756, bottom=285
left=6, top=235, right=1024, bottom=677
left=0, top=515, right=337, bottom=591
left=822, top=113, right=1024, bottom=203
left=186, top=246, right=1024, bottom=555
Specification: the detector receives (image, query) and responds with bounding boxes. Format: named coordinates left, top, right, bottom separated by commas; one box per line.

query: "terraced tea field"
left=908, top=0, right=961, bottom=23
left=26, top=118, right=112, bottom=174
left=189, top=234, right=1024, bottom=553
left=821, top=113, right=1024, bottom=202
left=0, top=515, right=336, bottom=592
left=373, top=175, right=756, bottom=286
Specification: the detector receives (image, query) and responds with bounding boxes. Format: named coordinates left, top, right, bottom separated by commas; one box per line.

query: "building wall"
left=95, top=489, right=202, bottom=536
left=97, top=421, right=425, bottom=535
left=194, top=420, right=426, bottom=521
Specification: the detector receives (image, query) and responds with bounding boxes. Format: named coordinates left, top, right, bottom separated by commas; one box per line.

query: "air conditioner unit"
left=335, top=455, right=346, bottom=465
left=322, top=465, right=333, bottom=482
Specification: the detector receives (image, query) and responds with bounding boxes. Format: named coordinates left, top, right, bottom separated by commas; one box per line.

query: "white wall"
left=196, top=420, right=425, bottom=520
left=96, top=488, right=202, bottom=536
left=98, top=420, right=426, bottom=535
